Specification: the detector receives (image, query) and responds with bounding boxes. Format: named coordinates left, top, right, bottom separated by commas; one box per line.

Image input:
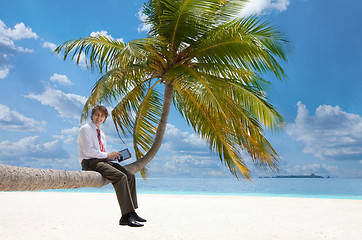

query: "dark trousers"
left=81, top=159, right=138, bottom=215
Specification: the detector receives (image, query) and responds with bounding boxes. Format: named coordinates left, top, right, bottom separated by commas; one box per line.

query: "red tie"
left=96, top=129, right=105, bottom=152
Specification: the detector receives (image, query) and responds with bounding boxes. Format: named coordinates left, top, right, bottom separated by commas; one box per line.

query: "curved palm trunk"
left=0, top=83, right=173, bottom=191
left=0, top=164, right=110, bottom=191
left=123, top=82, right=174, bottom=174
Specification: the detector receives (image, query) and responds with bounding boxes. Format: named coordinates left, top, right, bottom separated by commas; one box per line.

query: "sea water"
left=46, top=177, right=362, bottom=200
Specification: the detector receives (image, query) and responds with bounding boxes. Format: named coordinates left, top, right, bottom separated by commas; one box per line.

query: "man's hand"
left=107, top=152, right=121, bottom=160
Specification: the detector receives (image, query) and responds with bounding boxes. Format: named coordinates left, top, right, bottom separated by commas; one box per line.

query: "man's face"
left=92, top=110, right=106, bottom=127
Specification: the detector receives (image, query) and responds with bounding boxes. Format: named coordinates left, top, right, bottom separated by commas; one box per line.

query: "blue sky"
left=1, top=0, right=362, bottom=178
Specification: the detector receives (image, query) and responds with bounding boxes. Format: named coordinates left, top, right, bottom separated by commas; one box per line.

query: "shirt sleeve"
left=79, top=126, right=108, bottom=159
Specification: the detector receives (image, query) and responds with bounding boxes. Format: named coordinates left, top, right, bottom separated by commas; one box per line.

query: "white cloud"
left=64, top=137, right=75, bottom=144
left=0, top=20, right=38, bottom=79
left=61, top=127, right=79, bottom=144
left=61, top=127, right=79, bottom=135
left=0, top=20, right=38, bottom=40
left=163, top=124, right=208, bottom=153
left=90, top=30, right=124, bottom=42
left=0, top=136, right=69, bottom=160
left=281, top=163, right=330, bottom=176
left=143, top=124, right=234, bottom=177
left=0, top=104, right=46, bottom=132
left=0, top=66, right=9, bottom=79
left=240, top=0, right=290, bottom=16
left=42, top=41, right=57, bottom=51
left=0, top=20, right=37, bottom=52
left=53, top=127, right=79, bottom=145
left=287, top=101, right=362, bottom=161
left=49, top=73, right=74, bottom=86
left=25, top=86, right=87, bottom=119
left=271, top=162, right=362, bottom=179
left=90, top=30, right=112, bottom=39
left=149, top=154, right=229, bottom=177
left=137, top=9, right=151, bottom=33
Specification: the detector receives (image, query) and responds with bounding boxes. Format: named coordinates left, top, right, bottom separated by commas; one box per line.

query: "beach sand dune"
left=0, top=192, right=361, bottom=240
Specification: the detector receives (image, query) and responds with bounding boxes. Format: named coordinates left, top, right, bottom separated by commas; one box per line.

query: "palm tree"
left=0, top=0, right=290, bottom=191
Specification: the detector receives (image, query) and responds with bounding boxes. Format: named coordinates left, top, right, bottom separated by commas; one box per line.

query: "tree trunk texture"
left=0, top=164, right=110, bottom=191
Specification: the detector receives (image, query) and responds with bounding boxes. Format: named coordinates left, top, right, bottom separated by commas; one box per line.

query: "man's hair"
left=91, top=105, right=109, bottom=121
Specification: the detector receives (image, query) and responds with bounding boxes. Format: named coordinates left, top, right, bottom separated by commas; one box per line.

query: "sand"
left=0, top=192, right=361, bottom=240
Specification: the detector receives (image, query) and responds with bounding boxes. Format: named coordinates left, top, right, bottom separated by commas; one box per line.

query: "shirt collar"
left=89, top=121, right=100, bottom=130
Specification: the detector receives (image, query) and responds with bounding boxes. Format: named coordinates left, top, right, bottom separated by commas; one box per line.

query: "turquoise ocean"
left=43, top=177, right=362, bottom=200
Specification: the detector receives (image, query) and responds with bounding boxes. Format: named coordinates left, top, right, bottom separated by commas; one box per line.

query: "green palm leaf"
left=193, top=15, right=290, bottom=80
left=172, top=65, right=280, bottom=178
left=132, top=81, right=163, bottom=160
left=173, top=81, right=251, bottom=179
left=54, top=35, right=125, bottom=73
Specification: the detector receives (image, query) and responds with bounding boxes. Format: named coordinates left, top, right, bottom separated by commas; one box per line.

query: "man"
left=78, top=105, right=146, bottom=227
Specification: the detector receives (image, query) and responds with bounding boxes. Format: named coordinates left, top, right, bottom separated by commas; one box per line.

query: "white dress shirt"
left=78, top=122, right=108, bottom=162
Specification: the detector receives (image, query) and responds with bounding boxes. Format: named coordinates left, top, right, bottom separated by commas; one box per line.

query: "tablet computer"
left=118, top=148, right=132, bottom=162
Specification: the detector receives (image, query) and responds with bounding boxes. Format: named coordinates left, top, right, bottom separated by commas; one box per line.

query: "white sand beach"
left=0, top=192, right=361, bottom=240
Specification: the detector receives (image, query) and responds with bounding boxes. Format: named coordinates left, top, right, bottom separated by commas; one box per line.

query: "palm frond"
left=132, top=80, right=163, bottom=158
left=110, top=82, right=144, bottom=137
left=54, top=35, right=125, bottom=73
left=119, top=37, right=167, bottom=71
left=132, top=80, right=163, bottom=179
left=192, top=15, right=291, bottom=80
left=171, top=65, right=282, bottom=178
left=80, top=68, right=123, bottom=122
left=173, top=81, right=251, bottom=179
left=80, top=65, right=153, bottom=121
left=144, top=0, right=248, bottom=49
left=200, top=72, right=284, bottom=131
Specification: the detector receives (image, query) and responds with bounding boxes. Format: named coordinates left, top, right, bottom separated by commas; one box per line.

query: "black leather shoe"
left=130, top=212, right=147, bottom=222
left=119, top=215, right=144, bottom=227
